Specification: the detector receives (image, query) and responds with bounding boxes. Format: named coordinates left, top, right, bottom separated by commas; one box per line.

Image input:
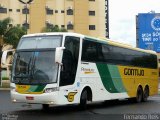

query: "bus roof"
left=22, top=32, right=85, bottom=38
left=22, top=32, right=156, bottom=55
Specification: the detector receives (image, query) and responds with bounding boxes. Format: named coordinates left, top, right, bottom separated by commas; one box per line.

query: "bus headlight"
left=44, top=87, right=59, bottom=93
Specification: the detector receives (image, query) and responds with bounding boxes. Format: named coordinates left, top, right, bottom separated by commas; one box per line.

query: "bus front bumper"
left=11, top=90, right=59, bottom=105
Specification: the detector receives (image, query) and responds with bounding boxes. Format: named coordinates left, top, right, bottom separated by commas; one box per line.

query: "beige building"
left=0, top=0, right=106, bottom=39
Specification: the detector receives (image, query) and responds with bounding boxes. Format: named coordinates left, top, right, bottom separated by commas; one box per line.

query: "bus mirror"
left=1, top=49, right=15, bottom=67
left=1, top=51, right=8, bottom=65
left=55, top=47, right=65, bottom=64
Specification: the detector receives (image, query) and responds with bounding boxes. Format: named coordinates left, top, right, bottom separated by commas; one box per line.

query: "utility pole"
left=18, top=0, right=33, bottom=34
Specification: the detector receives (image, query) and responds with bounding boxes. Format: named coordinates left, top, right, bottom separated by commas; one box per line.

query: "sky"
left=109, top=0, right=160, bottom=47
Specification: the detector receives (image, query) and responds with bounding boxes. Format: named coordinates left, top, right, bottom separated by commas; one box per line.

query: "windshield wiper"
left=27, top=58, right=32, bottom=74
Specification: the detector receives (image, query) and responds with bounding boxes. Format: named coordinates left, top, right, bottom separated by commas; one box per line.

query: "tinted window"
left=12, top=51, right=58, bottom=84
left=82, top=40, right=97, bottom=62
left=81, top=39, right=157, bottom=69
left=60, top=36, right=80, bottom=86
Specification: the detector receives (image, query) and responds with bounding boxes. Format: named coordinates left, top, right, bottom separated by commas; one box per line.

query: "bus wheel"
left=135, top=87, right=143, bottom=103
left=80, top=90, right=88, bottom=110
left=42, top=104, right=49, bottom=110
left=142, top=86, right=149, bottom=102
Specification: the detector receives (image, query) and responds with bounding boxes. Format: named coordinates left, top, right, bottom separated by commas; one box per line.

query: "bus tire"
left=42, top=104, right=49, bottom=110
left=79, top=90, right=88, bottom=110
left=135, top=86, right=143, bottom=103
left=142, top=86, right=149, bottom=102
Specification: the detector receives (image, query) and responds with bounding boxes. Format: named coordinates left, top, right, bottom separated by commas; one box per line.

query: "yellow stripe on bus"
left=118, top=66, right=158, bottom=97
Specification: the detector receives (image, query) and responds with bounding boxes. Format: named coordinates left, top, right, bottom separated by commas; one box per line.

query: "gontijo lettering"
left=124, top=68, right=144, bottom=76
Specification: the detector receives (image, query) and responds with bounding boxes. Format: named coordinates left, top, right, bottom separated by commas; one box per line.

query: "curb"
left=1, top=80, right=10, bottom=83
left=0, top=88, right=10, bottom=90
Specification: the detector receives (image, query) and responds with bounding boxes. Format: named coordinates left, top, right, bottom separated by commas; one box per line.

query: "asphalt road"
left=0, top=90, right=160, bottom=120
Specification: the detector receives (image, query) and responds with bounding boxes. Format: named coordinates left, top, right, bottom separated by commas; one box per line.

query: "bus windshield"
left=17, top=35, right=62, bottom=49
left=11, top=35, right=62, bottom=85
left=12, top=50, right=58, bottom=85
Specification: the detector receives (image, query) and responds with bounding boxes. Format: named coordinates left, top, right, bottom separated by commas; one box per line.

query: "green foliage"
left=42, top=25, right=68, bottom=32
left=2, top=77, right=9, bottom=80
left=0, top=17, right=12, bottom=36
left=4, top=25, right=26, bottom=48
left=0, top=17, right=26, bottom=48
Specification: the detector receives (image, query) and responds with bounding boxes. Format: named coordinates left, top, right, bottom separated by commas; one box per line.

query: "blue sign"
left=138, top=13, right=160, bottom=52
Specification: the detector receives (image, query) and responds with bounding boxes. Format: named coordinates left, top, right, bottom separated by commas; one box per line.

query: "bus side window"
left=60, top=36, right=80, bottom=86
left=82, top=40, right=98, bottom=62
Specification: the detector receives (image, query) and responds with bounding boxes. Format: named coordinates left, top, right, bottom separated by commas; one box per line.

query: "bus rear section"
left=80, top=37, right=158, bottom=103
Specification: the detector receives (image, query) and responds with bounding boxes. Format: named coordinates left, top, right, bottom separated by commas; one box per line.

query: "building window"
left=46, top=8, right=53, bottom=15
left=61, top=10, right=65, bottom=13
left=55, top=10, right=58, bottom=13
left=9, top=24, right=13, bottom=27
left=67, top=24, right=74, bottom=30
left=23, top=23, right=29, bottom=29
left=22, top=8, right=29, bottom=14
left=61, top=25, right=65, bottom=28
left=0, top=7, right=7, bottom=13
left=46, top=22, right=53, bottom=28
left=17, top=9, right=20, bottom=12
left=89, top=25, right=96, bottom=30
left=89, top=11, right=95, bottom=16
left=9, top=9, right=12, bottom=12
left=67, top=9, right=73, bottom=15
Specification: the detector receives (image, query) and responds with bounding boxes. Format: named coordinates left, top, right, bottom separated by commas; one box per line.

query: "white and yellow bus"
left=10, top=32, right=158, bottom=109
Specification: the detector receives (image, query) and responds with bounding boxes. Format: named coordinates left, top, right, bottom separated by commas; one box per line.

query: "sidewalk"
left=0, top=80, right=10, bottom=90
left=0, top=88, right=10, bottom=90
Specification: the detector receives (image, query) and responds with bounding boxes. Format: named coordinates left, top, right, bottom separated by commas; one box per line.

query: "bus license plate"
left=26, top=96, right=34, bottom=100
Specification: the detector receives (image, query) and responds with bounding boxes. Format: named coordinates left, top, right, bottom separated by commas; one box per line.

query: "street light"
left=18, top=0, right=33, bottom=34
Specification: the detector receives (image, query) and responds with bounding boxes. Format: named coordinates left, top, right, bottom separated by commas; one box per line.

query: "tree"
left=4, top=25, right=26, bottom=48
left=0, top=18, right=12, bottom=46
left=42, top=25, right=67, bottom=32
left=0, top=17, right=26, bottom=48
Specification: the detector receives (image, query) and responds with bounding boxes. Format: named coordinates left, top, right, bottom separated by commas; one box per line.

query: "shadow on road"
left=10, top=99, right=151, bottom=115
left=4, top=97, right=157, bottom=120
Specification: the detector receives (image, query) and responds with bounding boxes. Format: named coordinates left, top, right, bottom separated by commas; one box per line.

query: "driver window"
left=60, top=36, right=80, bottom=86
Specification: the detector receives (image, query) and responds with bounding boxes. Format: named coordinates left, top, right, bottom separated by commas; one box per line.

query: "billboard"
left=137, top=13, right=160, bottom=52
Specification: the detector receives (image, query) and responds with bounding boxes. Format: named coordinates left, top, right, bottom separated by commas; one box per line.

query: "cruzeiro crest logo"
left=65, top=92, right=77, bottom=102
left=151, top=16, right=160, bottom=31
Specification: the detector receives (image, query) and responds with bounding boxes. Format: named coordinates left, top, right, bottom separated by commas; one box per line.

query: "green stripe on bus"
left=29, top=85, right=38, bottom=92
left=34, top=85, right=46, bottom=92
left=107, top=65, right=126, bottom=92
left=96, top=63, right=119, bottom=93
